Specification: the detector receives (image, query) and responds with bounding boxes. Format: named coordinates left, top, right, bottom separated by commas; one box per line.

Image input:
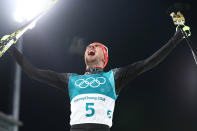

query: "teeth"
left=88, top=50, right=95, bottom=54
left=88, top=50, right=95, bottom=55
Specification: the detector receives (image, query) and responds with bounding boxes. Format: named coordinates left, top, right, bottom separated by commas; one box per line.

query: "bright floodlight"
left=14, top=0, right=50, bottom=23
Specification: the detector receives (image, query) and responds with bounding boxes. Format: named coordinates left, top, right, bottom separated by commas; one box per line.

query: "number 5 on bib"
left=85, top=103, right=95, bottom=117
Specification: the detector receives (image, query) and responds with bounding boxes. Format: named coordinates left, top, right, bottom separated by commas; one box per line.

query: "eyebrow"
left=86, top=44, right=101, bottom=48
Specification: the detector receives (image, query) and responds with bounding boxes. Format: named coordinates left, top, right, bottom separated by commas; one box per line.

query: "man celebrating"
left=9, top=25, right=190, bottom=131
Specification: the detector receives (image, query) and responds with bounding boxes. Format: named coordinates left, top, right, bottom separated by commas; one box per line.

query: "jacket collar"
left=85, top=67, right=104, bottom=75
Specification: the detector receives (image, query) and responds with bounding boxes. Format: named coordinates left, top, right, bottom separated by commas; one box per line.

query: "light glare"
left=14, top=0, right=49, bottom=23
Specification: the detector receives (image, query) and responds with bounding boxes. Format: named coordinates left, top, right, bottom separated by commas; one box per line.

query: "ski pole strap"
left=176, top=25, right=191, bottom=38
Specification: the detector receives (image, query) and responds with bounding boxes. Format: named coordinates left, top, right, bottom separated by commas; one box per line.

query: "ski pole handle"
left=0, top=0, right=58, bottom=58
left=0, top=35, right=17, bottom=57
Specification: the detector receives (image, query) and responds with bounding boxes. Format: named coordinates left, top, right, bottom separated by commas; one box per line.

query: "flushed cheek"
left=85, top=51, right=89, bottom=57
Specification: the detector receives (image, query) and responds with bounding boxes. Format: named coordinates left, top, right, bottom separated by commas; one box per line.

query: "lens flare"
left=14, top=0, right=50, bottom=23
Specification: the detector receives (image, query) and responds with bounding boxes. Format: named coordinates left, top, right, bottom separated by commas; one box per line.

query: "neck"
left=86, top=62, right=104, bottom=70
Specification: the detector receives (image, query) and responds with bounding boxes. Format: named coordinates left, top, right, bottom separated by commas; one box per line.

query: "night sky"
left=0, top=0, right=197, bottom=131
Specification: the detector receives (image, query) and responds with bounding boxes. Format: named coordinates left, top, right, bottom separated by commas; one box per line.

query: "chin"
left=85, top=56, right=97, bottom=64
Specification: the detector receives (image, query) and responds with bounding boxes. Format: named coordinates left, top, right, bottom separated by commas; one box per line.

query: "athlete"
left=8, top=26, right=190, bottom=131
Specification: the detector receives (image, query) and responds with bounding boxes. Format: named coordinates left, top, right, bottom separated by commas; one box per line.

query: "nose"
left=89, top=44, right=95, bottom=49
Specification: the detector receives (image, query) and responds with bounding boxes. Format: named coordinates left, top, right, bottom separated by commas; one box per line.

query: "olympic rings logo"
left=75, top=77, right=106, bottom=88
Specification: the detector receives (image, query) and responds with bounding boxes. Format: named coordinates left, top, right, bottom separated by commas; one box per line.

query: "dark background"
left=0, top=0, right=197, bottom=131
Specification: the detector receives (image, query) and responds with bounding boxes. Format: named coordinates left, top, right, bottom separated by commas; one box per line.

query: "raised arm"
left=113, top=29, right=184, bottom=94
left=9, top=45, right=70, bottom=92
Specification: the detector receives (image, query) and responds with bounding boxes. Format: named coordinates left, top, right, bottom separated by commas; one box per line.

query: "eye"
left=95, top=45, right=100, bottom=47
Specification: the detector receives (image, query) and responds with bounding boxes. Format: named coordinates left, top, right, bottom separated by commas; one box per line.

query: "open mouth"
left=88, top=50, right=95, bottom=56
